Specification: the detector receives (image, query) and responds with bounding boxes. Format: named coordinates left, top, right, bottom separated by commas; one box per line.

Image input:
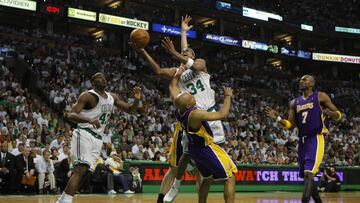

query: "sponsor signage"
left=281, top=47, right=297, bottom=57
left=0, top=0, right=36, bottom=11
left=127, top=162, right=356, bottom=186
left=203, top=34, right=241, bottom=47
left=39, top=3, right=64, bottom=16
left=301, top=24, right=313, bottom=31
left=335, top=26, right=360, bottom=35
left=243, top=7, right=283, bottom=21
left=313, top=53, right=360, bottom=64
left=68, top=7, right=96, bottom=22
left=215, top=1, right=232, bottom=11
left=297, top=50, right=311, bottom=59
left=99, top=13, right=149, bottom=30
left=242, top=40, right=278, bottom=53
left=152, top=23, right=196, bottom=39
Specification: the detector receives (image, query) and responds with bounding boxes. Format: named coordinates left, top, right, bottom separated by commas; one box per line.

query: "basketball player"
left=56, top=73, right=142, bottom=203
left=265, top=75, right=342, bottom=203
left=170, top=67, right=237, bottom=203
left=132, top=15, right=226, bottom=203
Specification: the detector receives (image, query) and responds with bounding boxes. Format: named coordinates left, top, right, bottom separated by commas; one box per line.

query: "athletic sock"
left=62, top=193, right=73, bottom=203
left=173, top=178, right=181, bottom=188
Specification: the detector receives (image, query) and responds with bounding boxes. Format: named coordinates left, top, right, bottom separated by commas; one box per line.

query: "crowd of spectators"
left=1, top=21, right=360, bottom=195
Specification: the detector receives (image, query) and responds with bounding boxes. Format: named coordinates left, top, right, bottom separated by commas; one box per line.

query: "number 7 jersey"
left=78, top=89, right=114, bottom=135
left=178, top=68, right=215, bottom=110
left=293, top=91, right=328, bottom=138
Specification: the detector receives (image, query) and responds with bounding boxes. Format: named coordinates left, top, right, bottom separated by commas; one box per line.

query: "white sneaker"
left=108, top=190, right=117, bottom=195
left=124, top=190, right=135, bottom=194
left=163, top=185, right=179, bottom=203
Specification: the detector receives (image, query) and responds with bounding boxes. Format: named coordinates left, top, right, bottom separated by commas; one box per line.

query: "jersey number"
left=186, top=80, right=205, bottom=95
left=99, top=113, right=110, bottom=125
left=302, top=111, right=308, bottom=124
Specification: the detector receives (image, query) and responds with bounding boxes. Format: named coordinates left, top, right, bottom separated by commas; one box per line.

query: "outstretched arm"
left=131, top=43, right=177, bottom=80
left=162, top=37, right=206, bottom=72
left=181, top=15, right=192, bottom=51
left=265, top=100, right=297, bottom=130
left=169, top=67, right=185, bottom=104
left=188, top=87, right=233, bottom=129
left=319, top=92, right=341, bottom=121
left=111, top=86, right=142, bottom=115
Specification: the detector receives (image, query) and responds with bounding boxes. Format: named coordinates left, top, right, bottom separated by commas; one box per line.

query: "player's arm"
left=265, top=100, right=296, bottom=130
left=161, top=37, right=206, bottom=72
left=189, top=87, right=233, bottom=128
left=169, top=67, right=185, bottom=104
left=318, top=92, right=342, bottom=121
left=111, top=86, right=142, bottom=115
left=133, top=46, right=177, bottom=80
left=64, top=93, right=100, bottom=128
left=181, top=15, right=192, bottom=51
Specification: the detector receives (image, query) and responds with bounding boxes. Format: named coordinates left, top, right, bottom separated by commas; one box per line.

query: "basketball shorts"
left=207, top=107, right=226, bottom=145
left=169, top=122, right=183, bottom=167
left=298, top=134, right=325, bottom=178
left=188, top=143, right=238, bottom=180
left=71, top=128, right=103, bottom=171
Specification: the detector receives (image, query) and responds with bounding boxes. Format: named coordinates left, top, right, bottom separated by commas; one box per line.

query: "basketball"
left=130, top=28, right=150, bottom=48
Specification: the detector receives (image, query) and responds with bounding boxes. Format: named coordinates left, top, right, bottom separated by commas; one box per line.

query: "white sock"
left=173, top=178, right=182, bottom=188
left=62, top=193, right=73, bottom=203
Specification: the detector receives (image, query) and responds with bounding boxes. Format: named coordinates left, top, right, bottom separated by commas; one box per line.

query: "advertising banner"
left=313, top=53, right=360, bottom=64
left=242, top=40, right=278, bottom=53
left=152, top=23, right=196, bottom=39
left=301, top=24, right=313, bottom=31
left=203, top=34, right=241, bottom=47
left=68, top=7, right=96, bottom=22
left=0, top=0, right=36, bottom=11
left=99, top=13, right=149, bottom=30
left=126, top=162, right=358, bottom=186
left=243, top=7, right=283, bottom=21
left=335, top=26, right=360, bottom=35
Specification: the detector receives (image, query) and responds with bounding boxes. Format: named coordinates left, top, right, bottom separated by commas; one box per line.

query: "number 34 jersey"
left=78, top=89, right=114, bottom=134
left=178, top=68, right=215, bottom=110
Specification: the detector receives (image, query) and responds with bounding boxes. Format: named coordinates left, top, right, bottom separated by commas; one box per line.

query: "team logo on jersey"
left=296, top=103, right=314, bottom=113
left=101, top=104, right=113, bottom=113
left=181, top=71, right=198, bottom=82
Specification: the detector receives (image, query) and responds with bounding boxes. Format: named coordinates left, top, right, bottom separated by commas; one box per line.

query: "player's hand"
left=161, top=37, right=177, bottom=55
left=133, top=86, right=142, bottom=100
left=128, top=41, right=144, bottom=52
left=181, top=15, right=193, bottom=31
left=174, top=65, right=185, bottom=78
left=89, top=118, right=101, bottom=129
left=223, top=87, right=233, bottom=97
left=265, top=107, right=279, bottom=119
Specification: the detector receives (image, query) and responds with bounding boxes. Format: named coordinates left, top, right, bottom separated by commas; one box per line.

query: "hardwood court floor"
left=1, top=192, right=359, bottom=203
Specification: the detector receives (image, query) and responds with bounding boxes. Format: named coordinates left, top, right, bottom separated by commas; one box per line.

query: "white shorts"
left=182, top=119, right=225, bottom=154
left=71, top=128, right=103, bottom=171
left=208, top=120, right=226, bottom=144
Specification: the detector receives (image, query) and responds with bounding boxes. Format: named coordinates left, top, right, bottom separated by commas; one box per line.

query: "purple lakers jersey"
left=293, top=92, right=328, bottom=137
left=175, top=106, right=214, bottom=146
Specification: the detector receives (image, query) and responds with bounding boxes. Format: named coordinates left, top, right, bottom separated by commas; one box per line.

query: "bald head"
left=299, top=75, right=316, bottom=90
left=174, top=92, right=196, bottom=110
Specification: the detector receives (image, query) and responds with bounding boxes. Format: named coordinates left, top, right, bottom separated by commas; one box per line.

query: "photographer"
left=318, top=166, right=340, bottom=192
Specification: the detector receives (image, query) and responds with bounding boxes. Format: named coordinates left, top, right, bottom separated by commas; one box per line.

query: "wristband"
left=276, top=116, right=282, bottom=122
left=335, top=111, right=342, bottom=121
left=185, top=58, right=194, bottom=68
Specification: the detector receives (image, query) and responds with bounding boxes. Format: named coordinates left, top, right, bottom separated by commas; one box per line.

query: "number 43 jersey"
left=178, top=68, right=215, bottom=110
left=78, top=89, right=114, bottom=135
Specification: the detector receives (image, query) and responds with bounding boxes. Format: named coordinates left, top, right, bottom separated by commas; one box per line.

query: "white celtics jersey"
left=178, top=68, right=215, bottom=110
left=78, top=89, right=114, bottom=135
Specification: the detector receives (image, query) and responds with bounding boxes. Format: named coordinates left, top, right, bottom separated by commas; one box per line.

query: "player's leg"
left=224, top=175, right=235, bottom=203
left=158, top=166, right=177, bottom=203
left=198, top=176, right=213, bottom=203
left=301, top=134, right=325, bottom=203
left=164, top=131, right=186, bottom=202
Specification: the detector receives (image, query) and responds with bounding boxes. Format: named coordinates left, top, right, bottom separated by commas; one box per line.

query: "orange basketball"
left=130, top=28, right=150, bottom=48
